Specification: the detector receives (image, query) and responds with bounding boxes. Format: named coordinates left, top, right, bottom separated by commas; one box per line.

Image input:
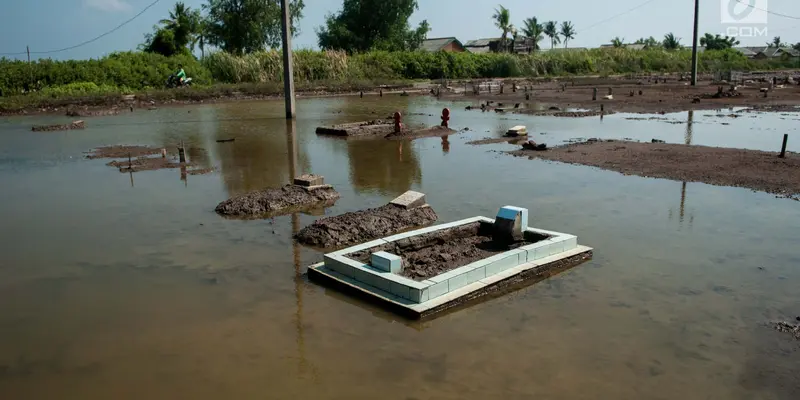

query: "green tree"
left=700, top=33, right=739, bottom=50
left=559, top=21, right=575, bottom=48
left=317, top=0, right=430, bottom=52
left=662, top=33, right=681, bottom=50
left=767, top=36, right=783, bottom=47
left=492, top=5, right=513, bottom=52
left=794, top=42, right=800, bottom=52
left=543, top=21, right=560, bottom=49
left=159, top=2, right=198, bottom=49
left=522, top=17, right=543, bottom=51
left=205, top=0, right=305, bottom=55
left=634, top=36, right=660, bottom=49
left=142, top=28, right=181, bottom=56
left=610, top=37, right=624, bottom=48
left=190, top=14, right=209, bottom=59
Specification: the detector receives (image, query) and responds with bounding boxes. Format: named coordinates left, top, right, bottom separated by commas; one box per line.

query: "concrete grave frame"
left=307, top=211, right=593, bottom=320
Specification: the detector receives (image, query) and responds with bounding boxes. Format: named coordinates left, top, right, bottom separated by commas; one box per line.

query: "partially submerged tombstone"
left=215, top=174, right=340, bottom=219
left=32, top=120, right=85, bottom=132
left=294, top=190, right=438, bottom=249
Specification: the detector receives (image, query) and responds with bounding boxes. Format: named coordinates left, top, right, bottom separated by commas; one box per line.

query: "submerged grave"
left=308, top=206, right=593, bottom=319
left=294, top=190, right=437, bottom=249
left=215, top=174, right=340, bottom=219
left=316, top=119, right=456, bottom=140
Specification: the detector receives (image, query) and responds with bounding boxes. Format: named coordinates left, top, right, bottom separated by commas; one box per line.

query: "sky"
left=0, top=0, right=798, bottom=60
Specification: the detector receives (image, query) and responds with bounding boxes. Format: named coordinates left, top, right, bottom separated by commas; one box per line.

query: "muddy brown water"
left=1, top=96, right=799, bottom=399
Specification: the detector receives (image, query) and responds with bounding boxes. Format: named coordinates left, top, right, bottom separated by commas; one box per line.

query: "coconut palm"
left=559, top=21, right=575, bottom=48
left=663, top=33, right=681, bottom=50
left=610, top=37, right=625, bottom=48
left=522, top=17, right=544, bottom=51
left=159, top=2, right=198, bottom=50
left=767, top=36, right=783, bottom=48
left=543, top=21, right=560, bottom=49
left=493, top=5, right=514, bottom=52
left=190, top=11, right=208, bottom=59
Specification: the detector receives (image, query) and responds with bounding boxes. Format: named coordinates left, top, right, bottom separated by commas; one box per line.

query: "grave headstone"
left=371, top=251, right=403, bottom=273
left=294, top=174, right=324, bottom=187
left=390, top=190, right=427, bottom=209
left=493, top=206, right=529, bottom=244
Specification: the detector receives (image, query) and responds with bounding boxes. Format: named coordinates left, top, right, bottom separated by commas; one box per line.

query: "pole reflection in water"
left=398, top=141, right=403, bottom=162
left=669, top=111, right=695, bottom=229
left=129, top=171, right=134, bottom=187
left=286, top=118, right=318, bottom=381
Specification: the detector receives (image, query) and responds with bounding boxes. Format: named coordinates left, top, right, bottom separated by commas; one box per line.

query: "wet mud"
left=31, top=120, right=85, bottom=132
left=345, top=221, right=545, bottom=281
left=215, top=184, right=340, bottom=219
left=772, top=321, right=800, bottom=340
left=87, top=145, right=214, bottom=175
left=294, top=204, right=438, bottom=249
left=316, top=120, right=408, bottom=137
left=467, top=137, right=528, bottom=146
left=85, top=145, right=163, bottom=159
left=384, top=125, right=456, bottom=140
left=509, top=140, right=800, bottom=200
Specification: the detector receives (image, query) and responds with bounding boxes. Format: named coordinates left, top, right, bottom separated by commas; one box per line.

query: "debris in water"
left=32, top=120, right=85, bottom=132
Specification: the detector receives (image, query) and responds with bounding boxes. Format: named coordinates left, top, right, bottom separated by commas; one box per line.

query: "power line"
left=578, top=0, right=663, bottom=34
left=0, top=0, right=161, bottom=57
left=734, top=0, right=800, bottom=20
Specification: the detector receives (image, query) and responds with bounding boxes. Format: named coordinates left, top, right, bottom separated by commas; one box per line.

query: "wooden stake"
left=780, top=134, right=788, bottom=158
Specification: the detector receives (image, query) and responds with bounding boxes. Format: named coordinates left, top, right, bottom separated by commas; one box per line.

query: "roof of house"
left=466, top=46, right=492, bottom=54
left=732, top=46, right=799, bottom=57
left=420, top=37, right=463, bottom=52
left=464, top=38, right=501, bottom=47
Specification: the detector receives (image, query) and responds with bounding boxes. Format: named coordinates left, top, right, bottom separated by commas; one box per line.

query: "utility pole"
left=690, top=0, right=700, bottom=86
left=280, top=0, right=296, bottom=119
left=27, top=46, right=32, bottom=88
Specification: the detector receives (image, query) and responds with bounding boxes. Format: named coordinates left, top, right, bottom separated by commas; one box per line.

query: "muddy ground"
left=772, top=320, right=800, bottom=340
left=345, top=221, right=540, bottom=281
left=216, top=184, right=340, bottom=219
left=86, top=145, right=214, bottom=175
left=443, top=75, right=800, bottom=115
left=294, top=204, right=438, bottom=249
left=509, top=140, right=800, bottom=200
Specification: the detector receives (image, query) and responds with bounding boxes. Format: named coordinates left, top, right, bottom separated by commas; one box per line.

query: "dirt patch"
left=441, top=76, right=800, bottom=114
left=216, top=184, right=340, bottom=219
left=31, top=120, right=85, bottom=132
left=385, top=125, right=456, bottom=140
left=66, top=107, right=126, bottom=117
left=294, top=204, right=438, bottom=249
left=85, top=145, right=164, bottom=159
left=316, top=120, right=412, bottom=137
left=509, top=140, right=800, bottom=200
left=344, top=221, right=547, bottom=281
left=467, top=137, right=529, bottom=146
left=772, top=320, right=800, bottom=340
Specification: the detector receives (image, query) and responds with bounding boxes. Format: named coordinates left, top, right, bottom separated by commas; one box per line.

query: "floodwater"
left=1, top=96, right=799, bottom=400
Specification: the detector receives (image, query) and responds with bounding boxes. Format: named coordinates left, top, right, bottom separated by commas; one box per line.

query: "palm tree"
left=190, top=11, right=208, bottom=59
left=159, top=2, right=198, bottom=50
left=522, top=17, right=544, bottom=51
left=611, top=37, right=625, bottom=48
left=768, top=36, right=783, bottom=48
left=493, top=5, right=513, bottom=53
left=543, top=21, right=560, bottom=49
left=663, top=33, right=681, bottom=50
left=559, top=21, right=575, bottom=48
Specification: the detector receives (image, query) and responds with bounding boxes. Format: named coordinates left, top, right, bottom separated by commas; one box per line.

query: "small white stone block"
left=428, top=281, right=448, bottom=300
left=507, top=125, right=527, bottom=136
left=371, top=251, right=403, bottom=273
left=448, top=272, right=469, bottom=292
left=484, top=251, right=522, bottom=276
left=549, top=239, right=565, bottom=256
left=497, top=206, right=528, bottom=231
left=532, top=243, right=551, bottom=260
left=390, top=281, right=411, bottom=299
left=466, top=266, right=486, bottom=284
left=561, top=235, right=578, bottom=251
left=409, top=287, right=429, bottom=303
left=390, top=190, right=427, bottom=209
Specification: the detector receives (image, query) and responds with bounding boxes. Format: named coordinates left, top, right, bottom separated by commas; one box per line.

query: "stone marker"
left=507, top=125, right=528, bottom=137
left=294, top=174, right=324, bottom=187
left=371, top=251, right=403, bottom=273
left=390, top=190, right=427, bottom=209
left=493, top=206, right=528, bottom=244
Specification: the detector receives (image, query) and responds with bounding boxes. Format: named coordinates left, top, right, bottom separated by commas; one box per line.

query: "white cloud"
left=84, top=0, right=132, bottom=12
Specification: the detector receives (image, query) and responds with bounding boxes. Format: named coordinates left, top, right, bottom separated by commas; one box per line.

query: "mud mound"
left=215, top=185, right=340, bottom=219
left=385, top=125, right=456, bottom=140
left=86, top=145, right=163, bottom=159
left=32, top=120, right=85, bottom=132
left=772, top=321, right=800, bottom=340
left=295, top=204, right=438, bottom=249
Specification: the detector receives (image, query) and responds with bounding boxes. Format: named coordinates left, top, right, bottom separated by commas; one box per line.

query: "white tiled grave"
left=308, top=206, right=592, bottom=317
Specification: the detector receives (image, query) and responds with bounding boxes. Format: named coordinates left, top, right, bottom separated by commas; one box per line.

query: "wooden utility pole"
left=27, top=46, right=32, bottom=88
left=280, top=0, right=296, bottom=119
left=690, top=0, right=700, bottom=86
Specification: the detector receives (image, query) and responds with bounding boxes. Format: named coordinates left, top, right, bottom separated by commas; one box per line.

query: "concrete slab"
left=390, top=191, right=427, bottom=210
left=371, top=251, right=403, bottom=273
left=293, top=174, right=324, bottom=187
left=506, top=125, right=528, bottom=137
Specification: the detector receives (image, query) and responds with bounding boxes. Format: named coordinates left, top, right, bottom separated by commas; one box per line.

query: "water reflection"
left=667, top=111, right=696, bottom=229
left=441, top=135, right=450, bottom=154
left=213, top=104, right=311, bottom=196
left=346, top=139, right=422, bottom=196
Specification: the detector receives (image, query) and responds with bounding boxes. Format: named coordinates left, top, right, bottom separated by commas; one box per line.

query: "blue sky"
left=0, top=0, right=798, bottom=60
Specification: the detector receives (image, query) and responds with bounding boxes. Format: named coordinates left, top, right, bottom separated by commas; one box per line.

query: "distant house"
left=420, top=37, right=466, bottom=52
left=750, top=46, right=799, bottom=59
left=464, top=38, right=503, bottom=53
